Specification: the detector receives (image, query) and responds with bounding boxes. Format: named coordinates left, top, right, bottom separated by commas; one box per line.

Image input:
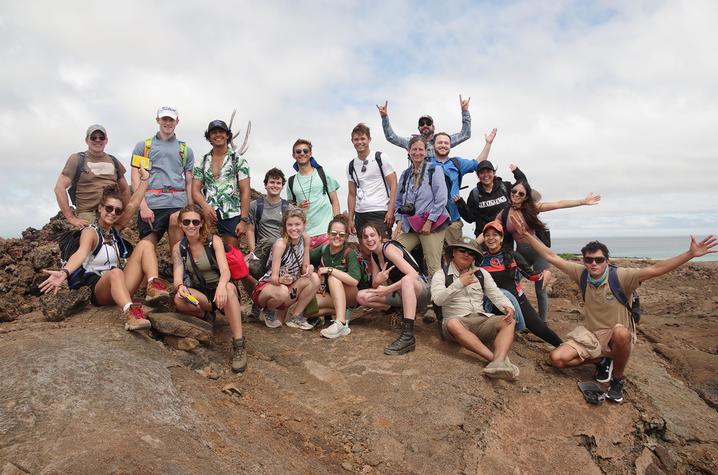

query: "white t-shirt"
left=347, top=151, right=395, bottom=213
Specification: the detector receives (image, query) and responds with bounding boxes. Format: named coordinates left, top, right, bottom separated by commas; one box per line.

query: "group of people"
left=40, top=100, right=716, bottom=404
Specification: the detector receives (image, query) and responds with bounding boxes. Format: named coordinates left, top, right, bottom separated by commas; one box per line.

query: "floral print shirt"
left=193, top=151, right=250, bottom=219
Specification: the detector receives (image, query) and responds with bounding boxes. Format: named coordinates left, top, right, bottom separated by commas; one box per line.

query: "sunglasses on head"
left=329, top=230, right=347, bottom=238
left=294, top=148, right=310, bottom=155
left=181, top=219, right=201, bottom=226
left=511, top=189, right=527, bottom=197
left=418, top=119, right=433, bottom=127
left=89, top=134, right=106, bottom=142
left=103, top=204, right=123, bottom=215
left=583, top=256, right=607, bottom=264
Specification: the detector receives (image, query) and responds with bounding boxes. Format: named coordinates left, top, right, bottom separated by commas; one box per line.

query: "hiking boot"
left=286, top=314, right=313, bottom=330
left=124, top=304, right=151, bottom=331
left=421, top=307, right=437, bottom=324
left=320, top=320, right=351, bottom=339
left=232, top=337, right=247, bottom=373
left=482, top=359, right=515, bottom=380
left=251, top=303, right=263, bottom=321
left=145, top=278, right=171, bottom=308
left=594, top=357, right=614, bottom=383
left=264, top=310, right=281, bottom=329
left=505, top=356, right=520, bottom=381
left=384, top=319, right=415, bottom=355
left=605, top=377, right=625, bottom=403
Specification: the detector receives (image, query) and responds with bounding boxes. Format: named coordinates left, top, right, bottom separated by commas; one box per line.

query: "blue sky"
left=0, top=0, right=716, bottom=238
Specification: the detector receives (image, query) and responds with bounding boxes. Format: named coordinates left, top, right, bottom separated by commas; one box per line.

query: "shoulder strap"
left=143, top=138, right=153, bottom=158
left=179, top=141, right=187, bottom=169
left=348, top=160, right=359, bottom=187
left=607, top=265, right=631, bottom=311
left=500, top=208, right=509, bottom=234
left=428, top=163, right=435, bottom=188
left=579, top=269, right=588, bottom=301
left=287, top=176, right=296, bottom=202
left=69, top=152, right=87, bottom=205
left=280, top=199, right=289, bottom=214
left=108, top=154, right=121, bottom=180
left=450, top=157, right=463, bottom=184
left=316, top=166, right=331, bottom=199
left=375, top=151, right=390, bottom=196
left=90, top=224, right=103, bottom=257
left=205, top=238, right=219, bottom=272
left=474, top=268, right=486, bottom=291
left=399, top=169, right=411, bottom=195
left=255, top=196, right=265, bottom=227
left=443, top=265, right=453, bottom=287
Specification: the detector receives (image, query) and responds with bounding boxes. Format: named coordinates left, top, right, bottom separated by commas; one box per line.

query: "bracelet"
left=174, top=283, right=184, bottom=291
left=61, top=268, right=71, bottom=280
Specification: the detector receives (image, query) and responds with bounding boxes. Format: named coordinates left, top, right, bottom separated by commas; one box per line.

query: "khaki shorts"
left=442, top=313, right=502, bottom=345
left=562, top=324, right=632, bottom=361
left=444, top=220, right=464, bottom=245
left=77, top=211, right=98, bottom=224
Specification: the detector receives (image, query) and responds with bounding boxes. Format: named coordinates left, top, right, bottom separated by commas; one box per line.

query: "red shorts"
left=251, top=280, right=292, bottom=310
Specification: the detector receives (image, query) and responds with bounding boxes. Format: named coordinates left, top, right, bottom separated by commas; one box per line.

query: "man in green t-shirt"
left=513, top=216, right=716, bottom=404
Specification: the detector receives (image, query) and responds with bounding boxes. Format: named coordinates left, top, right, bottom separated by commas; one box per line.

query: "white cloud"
left=0, top=0, right=715, bottom=238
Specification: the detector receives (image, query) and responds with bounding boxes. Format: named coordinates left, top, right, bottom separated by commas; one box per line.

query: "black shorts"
left=83, top=272, right=103, bottom=306
left=138, top=207, right=182, bottom=240
left=355, top=211, right=390, bottom=238
left=216, top=213, right=241, bottom=238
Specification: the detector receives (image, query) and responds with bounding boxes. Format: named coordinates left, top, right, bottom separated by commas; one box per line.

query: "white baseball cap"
left=156, top=106, right=178, bottom=120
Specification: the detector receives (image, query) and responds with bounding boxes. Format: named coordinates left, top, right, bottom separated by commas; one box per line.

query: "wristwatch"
left=239, top=216, right=250, bottom=223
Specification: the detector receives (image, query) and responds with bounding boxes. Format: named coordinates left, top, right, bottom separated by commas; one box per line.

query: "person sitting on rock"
left=511, top=215, right=717, bottom=403
left=355, top=222, right=431, bottom=356
left=251, top=209, right=319, bottom=330
left=431, top=237, right=519, bottom=380
left=40, top=166, right=171, bottom=331
left=171, top=206, right=246, bottom=373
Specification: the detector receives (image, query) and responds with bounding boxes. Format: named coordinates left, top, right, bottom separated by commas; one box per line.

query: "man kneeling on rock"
left=511, top=215, right=716, bottom=403
left=431, top=237, right=519, bottom=380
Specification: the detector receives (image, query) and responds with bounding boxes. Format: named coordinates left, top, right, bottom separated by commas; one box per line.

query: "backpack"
left=433, top=266, right=486, bottom=322
left=179, top=237, right=220, bottom=290
left=254, top=195, right=289, bottom=237
left=287, top=166, right=334, bottom=206
left=68, top=152, right=122, bottom=206
left=399, top=162, right=437, bottom=195
left=348, top=151, right=389, bottom=197
left=500, top=208, right=551, bottom=248
left=579, top=264, right=641, bottom=325
left=143, top=137, right=188, bottom=169
left=58, top=224, right=133, bottom=289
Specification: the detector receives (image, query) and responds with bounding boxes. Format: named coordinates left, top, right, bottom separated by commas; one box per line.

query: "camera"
left=397, top=203, right=416, bottom=215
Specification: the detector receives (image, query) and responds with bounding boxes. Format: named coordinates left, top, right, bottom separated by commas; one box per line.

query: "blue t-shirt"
left=431, top=156, right=477, bottom=221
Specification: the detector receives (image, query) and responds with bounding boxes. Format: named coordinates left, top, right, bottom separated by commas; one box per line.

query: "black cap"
left=476, top=160, right=496, bottom=172
left=418, top=115, right=433, bottom=124
left=207, top=119, right=230, bottom=132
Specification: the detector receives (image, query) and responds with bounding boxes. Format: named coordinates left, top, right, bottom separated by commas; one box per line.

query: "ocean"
left=548, top=235, right=718, bottom=262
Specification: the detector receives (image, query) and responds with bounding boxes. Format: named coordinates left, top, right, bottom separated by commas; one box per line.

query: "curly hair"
left=178, top=205, right=211, bottom=244
left=100, top=184, right=124, bottom=206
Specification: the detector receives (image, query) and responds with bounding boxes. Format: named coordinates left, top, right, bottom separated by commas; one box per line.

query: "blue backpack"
left=579, top=264, right=641, bottom=324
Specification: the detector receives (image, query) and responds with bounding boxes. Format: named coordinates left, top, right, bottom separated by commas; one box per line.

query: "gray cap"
left=86, top=124, right=107, bottom=138
left=447, top=236, right=482, bottom=256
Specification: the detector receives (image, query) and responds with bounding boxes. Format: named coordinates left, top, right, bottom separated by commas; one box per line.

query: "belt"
left=146, top=188, right=185, bottom=194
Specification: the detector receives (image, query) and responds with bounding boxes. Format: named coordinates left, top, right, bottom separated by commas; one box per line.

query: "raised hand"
left=689, top=235, right=717, bottom=258
left=375, top=262, right=395, bottom=285
left=459, top=94, right=471, bottom=112
left=582, top=193, right=602, bottom=206
left=376, top=100, right=388, bottom=118
left=485, top=128, right=497, bottom=144
left=509, top=163, right=517, bottom=172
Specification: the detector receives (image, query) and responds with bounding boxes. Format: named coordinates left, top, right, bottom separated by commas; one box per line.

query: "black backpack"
left=433, top=265, right=486, bottom=322
left=68, top=152, right=122, bottom=206
left=287, top=166, right=334, bottom=206
left=348, top=151, right=389, bottom=197
left=579, top=264, right=641, bottom=324
left=179, top=236, right=220, bottom=290
left=58, top=224, right=133, bottom=289
left=254, top=195, right=289, bottom=237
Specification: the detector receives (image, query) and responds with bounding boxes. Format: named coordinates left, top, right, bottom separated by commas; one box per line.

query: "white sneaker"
left=320, top=320, right=351, bottom=339
left=264, top=310, right=282, bottom=329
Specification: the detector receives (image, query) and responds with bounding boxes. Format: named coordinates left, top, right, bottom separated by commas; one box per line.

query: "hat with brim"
left=418, top=115, right=434, bottom=124
left=207, top=119, right=230, bottom=133
left=447, top=236, right=482, bottom=256
left=156, top=106, right=178, bottom=120
left=86, top=124, right=107, bottom=138
left=482, top=220, right=504, bottom=236
left=476, top=160, right=496, bottom=172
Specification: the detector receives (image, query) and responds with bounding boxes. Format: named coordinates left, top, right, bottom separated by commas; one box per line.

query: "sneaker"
left=594, top=357, right=614, bottom=383
left=286, top=314, right=313, bottom=330
left=505, top=356, right=520, bottom=381
left=605, top=377, right=625, bottom=403
left=264, top=310, right=282, bottom=329
left=307, top=316, right=325, bottom=329
left=320, top=320, right=351, bottom=339
left=124, top=304, right=151, bottom=331
left=232, top=337, right=248, bottom=373
left=145, top=278, right=171, bottom=307
left=482, top=359, right=515, bottom=381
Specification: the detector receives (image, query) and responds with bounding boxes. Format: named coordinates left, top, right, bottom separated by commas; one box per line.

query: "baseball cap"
left=85, top=124, right=107, bottom=138
left=482, top=221, right=504, bottom=236
left=418, top=115, right=434, bottom=124
left=156, top=106, right=178, bottom=120
left=476, top=160, right=496, bottom=172
left=206, top=119, right=230, bottom=133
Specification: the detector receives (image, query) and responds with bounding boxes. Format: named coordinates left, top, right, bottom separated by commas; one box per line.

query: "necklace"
left=296, top=170, right=314, bottom=201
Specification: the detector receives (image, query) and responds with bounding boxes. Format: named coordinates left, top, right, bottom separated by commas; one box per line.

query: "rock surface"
left=148, top=312, right=212, bottom=343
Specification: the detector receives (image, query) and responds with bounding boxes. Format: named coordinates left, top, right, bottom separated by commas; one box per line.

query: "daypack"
left=58, top=224, right=133, bottom=289
left=348, top=151, right=389, bottom=197
left=287, top=166, right=334, bottom=206
left=143, top=137, right=188, bottom=169
left=500, top=208, right=551, bottom=248
left=254, top=195, right=289, bottom=237
left=433, top=265, right=485, bottom=322
left=180, top=237, right=247, bottom=286
left=579, top=264, right=641, bottom=324
left=68, top=152, right=122, bottom=206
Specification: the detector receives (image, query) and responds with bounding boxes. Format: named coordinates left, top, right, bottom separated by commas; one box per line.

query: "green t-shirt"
left=310, top=244, right=369, bottom=288
left=286, top=169, right=339, bottom=237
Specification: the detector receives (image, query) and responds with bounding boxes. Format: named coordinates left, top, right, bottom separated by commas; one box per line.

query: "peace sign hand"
left=375, top=262, right=395, bottom=285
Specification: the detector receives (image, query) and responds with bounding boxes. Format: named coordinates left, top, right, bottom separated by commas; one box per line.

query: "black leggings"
left=517, top=294, right=562, bottom=347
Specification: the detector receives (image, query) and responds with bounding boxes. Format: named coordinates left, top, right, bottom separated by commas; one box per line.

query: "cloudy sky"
left=1, top=0, right=716, bottom=239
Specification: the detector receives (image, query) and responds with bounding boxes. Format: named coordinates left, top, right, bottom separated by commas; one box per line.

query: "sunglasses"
left=360, top=161, right=368, bottom=173
left=583, top=256, right=607, bottom=264
left=511, top=189, right=527, bottom=197
left=329, top=230, right=347, bottom=238
left=418, top=119, right=433, bottom=127
left=181, top=219, right=202, bottom=226
left=294, top=148, right=311, bottom=155
left=455, top=248, right=476, bottom=256
left=89, top=135, right=106, bottom=142
left=103, top=205, right=123, bottom=215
